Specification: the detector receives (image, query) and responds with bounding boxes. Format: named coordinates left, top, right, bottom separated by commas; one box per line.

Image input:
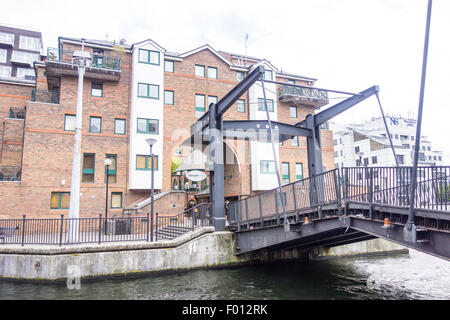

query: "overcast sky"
left=2, top=0, right=449, bottom=163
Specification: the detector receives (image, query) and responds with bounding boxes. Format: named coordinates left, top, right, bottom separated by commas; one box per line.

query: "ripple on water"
left=0, top=249, right=449, bottom=300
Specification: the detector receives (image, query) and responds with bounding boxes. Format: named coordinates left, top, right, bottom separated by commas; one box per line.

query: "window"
left=264, top=70, right=273, bottom=80
left=236, top=71, right=244, bottom=82
left=411, top=136, right=414, bottom=141
left=288, top=79, right=295, bottom=84
left=64, top=114, right=75, bottom=131
left=50, top=192, right=70, bottom=209
left=439, top=156, right=442, bottom=161
left=433, top=156, right=437, bottom=161
left=82, top=153, right=95, bottom=182
left=208, top=67, right=217, bottom=79
left=334, top=151, right=338, bottom=158
left=397, top=155, right=405, bottom=164
left=195, top=65, right=205, bottom=77
left=340, top=150, right=343, bottom=156
left=356, top=159, right=361, bottom=166
left=136, top=155, right=159, bottom=170
left=260, top=160, right=275, bottom=174
left=290, top=106, right=297, bottom=118
left=418, top=153, right=425, bottom=161
left=19, top=36, right=40, bottom=51
left=164, top=90, right=174, bottom=105
left=0, top=49, right=6, bottom=63
left=257, top=98, right=274, bottom=112
left=138, top=49, right=160, bottom=65
left=164, top=60, right=174, bottom=72
left=92, top=48, right=104, bottom=67
left=0, top=32, right=14, bottom=45
left=138, top=83, right=159, bottom=99
left=0, top=66, right=11, bottom=77
left=208, top=95, right=218, bottom=111
left=363, top=158, right=369, bottom=166
left=195, top=94, right=205, bottom=112
left=282, top=162, right=290, bottom=185
left=114, top=118, right=126, bottom=135
left=427, top=146, right=431, bottom=151
left=105, top=154, right=117, bottom=183
left=111, top=192, right=122, bottom=209
left=395, top=134, right=398, bottom=139
left=11, top=51, right=39, bottom=64
left=403, top=144, right=410, bottom=149
left=91, top=82, right=103, bottom=97
left=355, top=146, right=360, bottom=153
left=333, top=139, right=337, bottom=146
left=237, top=99, right=245, bottom=113
left=89, top=116, right=102, bottom=133
left=372, top=156, right=378, bottom=164
left=292, top=136, right=299, bottom=146
left=16, top=68, right=35, bottom=79
left=137, top=118, right=158, bottom=134
left=296, top=163, right=303, bottom=180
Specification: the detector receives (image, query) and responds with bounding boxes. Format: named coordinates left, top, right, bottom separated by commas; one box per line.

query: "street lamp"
left=104, top=157, right=112, bottom=234
left=146, top=138, right=157, bottom=240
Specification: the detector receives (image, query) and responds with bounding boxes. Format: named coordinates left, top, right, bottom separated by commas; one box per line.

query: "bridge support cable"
left=375, top=93, right=399, bottom=167
left=260, top=77, right=288, bottom=230
left=405, top=0, right=433, bottom=243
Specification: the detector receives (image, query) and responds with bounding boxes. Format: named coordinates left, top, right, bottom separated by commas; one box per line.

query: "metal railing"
left=0, top=203, right=211, bottom=246
left=46, top=47, right=121, bottom=71
left=30, top=89, right=60, bottom=104
left=343, top=166, right=450, bottom=211
left=227, top=169, right=340, bottom=228
left=228, top=166, right=450, bottom=230
left=278, top=85, right=328, bottom=101
left=0, top=166, right=21, bottom=181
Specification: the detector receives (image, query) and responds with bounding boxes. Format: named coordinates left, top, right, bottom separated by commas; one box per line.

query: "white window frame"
left=19, top=36, right=40, bottom=51
left=0, top=48, right=7, bottom=63
left=0, top=32, right=14, bottom=45
left=0, top=65, right=11, bottom=77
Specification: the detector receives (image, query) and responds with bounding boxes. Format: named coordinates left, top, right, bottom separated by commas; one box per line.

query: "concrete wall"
left=0, top=228, right=308, bottom=281
left=312, top=238, right=408, bottom=259
left=0, top=227, right=409, bottom=282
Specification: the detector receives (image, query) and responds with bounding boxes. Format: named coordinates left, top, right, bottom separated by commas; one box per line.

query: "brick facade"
left=0, top=38, right=335, bottom=219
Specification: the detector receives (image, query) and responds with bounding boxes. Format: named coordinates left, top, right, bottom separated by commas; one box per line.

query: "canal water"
left=0, top=249, right=449, bottom=300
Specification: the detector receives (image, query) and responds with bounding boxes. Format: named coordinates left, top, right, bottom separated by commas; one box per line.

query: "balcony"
left=45, top=48, right=121, bottom=81
left=30, top=89, right=60, bottom=104
left=10, top=51, right=40, bottom=67
left=278, top=85, right=329, bottom=108
left=0, top=166, right=21, bottom=182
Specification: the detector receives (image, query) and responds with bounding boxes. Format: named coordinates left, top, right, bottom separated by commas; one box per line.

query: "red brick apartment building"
left=0, top=32, right=334, bottom=219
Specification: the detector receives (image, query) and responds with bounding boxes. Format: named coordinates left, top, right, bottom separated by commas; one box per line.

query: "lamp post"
left=104, top=157, right=112, bottom=234
left=146, top=138, right=157, bottom=240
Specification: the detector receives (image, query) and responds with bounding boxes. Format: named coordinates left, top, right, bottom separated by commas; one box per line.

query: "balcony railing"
left=0, top=166, right=21, bottom=182
left=278, top=85, right=329, bottom=108
left=46, top=47, right=121, bottom=71
left=31, top=89, right=60, bottom=104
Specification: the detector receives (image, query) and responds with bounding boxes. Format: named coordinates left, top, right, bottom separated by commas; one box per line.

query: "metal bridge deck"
left=228, top=166, right=450, bottom=261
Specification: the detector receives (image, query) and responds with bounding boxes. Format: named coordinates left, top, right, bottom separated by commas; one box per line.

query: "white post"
left=68, top=42, right=86, bottom=243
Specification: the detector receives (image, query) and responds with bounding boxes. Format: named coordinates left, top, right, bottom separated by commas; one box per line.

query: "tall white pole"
left=68, top=40, right=86, bottom=243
